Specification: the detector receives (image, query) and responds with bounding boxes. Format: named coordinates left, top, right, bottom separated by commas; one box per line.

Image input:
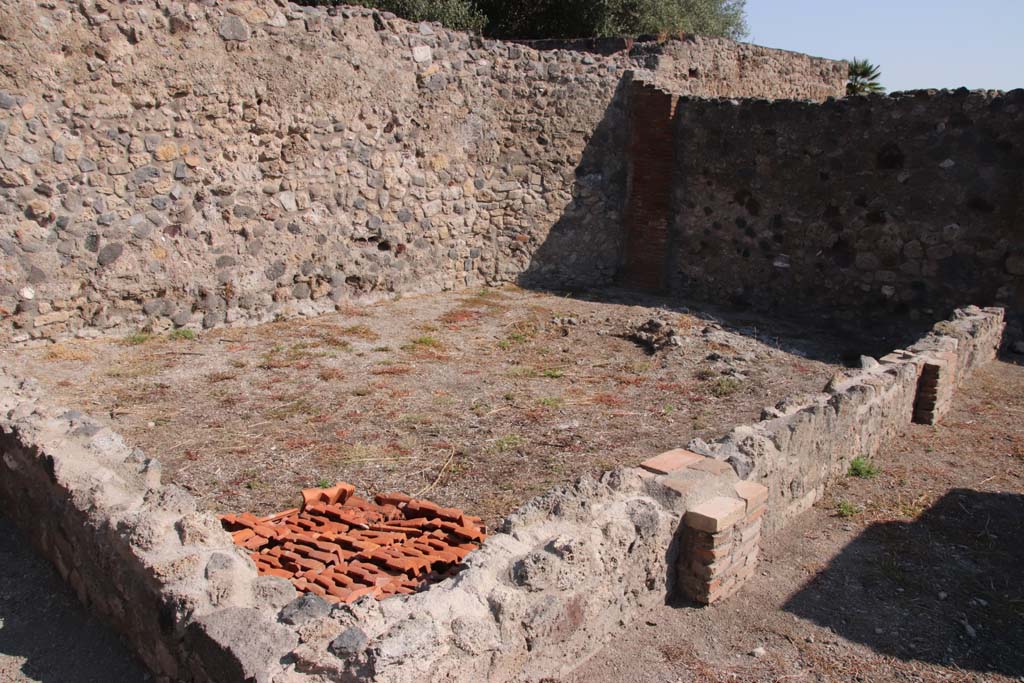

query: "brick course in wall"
left=680, top=487, right=765, bottom=605
left=911, top=349, right=959, bottom=425
left=642, top=449, right=768, bottom=605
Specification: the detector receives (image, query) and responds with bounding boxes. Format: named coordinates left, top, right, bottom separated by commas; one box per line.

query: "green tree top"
left=296, top=0, right=749, bottom=40
left=300, top=0, right=486, bottom=32
left=847, top=58, right=885, bottom=96
left=482, top=0, right=749, bottom=40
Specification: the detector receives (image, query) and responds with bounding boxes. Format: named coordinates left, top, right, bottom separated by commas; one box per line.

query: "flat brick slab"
left=684, top=497, right=746, bottom=533
left=640, top=449, right=703, bottom=474
left=734, top=481, right=768, bottom=511
left=687, top=457, right=733, bottom=476
left=662, top=477, right=701, bottom=497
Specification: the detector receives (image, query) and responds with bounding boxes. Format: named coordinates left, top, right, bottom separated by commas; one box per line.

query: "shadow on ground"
left=0, top=516, right=148, bottom=683
left=783, top=489, right=1024, bottom=677
left=999, top=348, right=1024, bottom=367
left=559, top=286, right=931, bottom=364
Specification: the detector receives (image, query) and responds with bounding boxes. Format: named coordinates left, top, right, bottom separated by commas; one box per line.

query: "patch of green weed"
left=848, top=457, right=879, bottom=478
left=836, top=500, right=861, bottom=518
left=492, top=434, right=523, bottom=452
left=709, top=376, right=741, bottom=397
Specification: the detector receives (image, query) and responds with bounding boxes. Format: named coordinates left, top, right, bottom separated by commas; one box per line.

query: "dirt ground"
left=6, top=286, right=867, bottom=525
left=567, top=357, right=1024, bottom=683
left=0, top=516, right=149, bottom=683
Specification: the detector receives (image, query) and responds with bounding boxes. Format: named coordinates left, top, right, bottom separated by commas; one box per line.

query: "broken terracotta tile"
left=223, top=481, right=486, bottom=603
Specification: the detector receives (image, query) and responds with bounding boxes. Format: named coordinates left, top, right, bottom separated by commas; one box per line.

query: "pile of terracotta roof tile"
left=221, top=482, right=487, bottom=603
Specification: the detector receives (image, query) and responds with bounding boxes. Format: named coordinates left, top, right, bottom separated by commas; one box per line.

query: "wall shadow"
left=517, top=74, right=633, bottom=296
left=517, top=74, right=939, bottom=366
left=0, top=516, right=149, bottom=683
left=782, top=489, right=1024, bottom=677
left=998, top=348, right=1024, bottom=367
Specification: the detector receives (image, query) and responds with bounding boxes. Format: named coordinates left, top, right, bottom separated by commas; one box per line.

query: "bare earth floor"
left=2, top=293, right=1019, bottom=682
left=0, top=516, right=149, bottom=683
left=6, top=286, right=857, bottom=525
left=567, top=358, right=1024, bottom=683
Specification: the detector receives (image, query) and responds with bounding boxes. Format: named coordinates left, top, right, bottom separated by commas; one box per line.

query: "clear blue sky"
left=745, top=0, right=1024, bottom=92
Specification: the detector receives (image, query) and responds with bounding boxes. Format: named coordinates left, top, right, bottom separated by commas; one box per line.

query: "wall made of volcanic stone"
left=668, top=89, right=1024, bottom=327
left=0, top=367, right=303, bottom=682
left=689, top=306, right=1006, bottom=534
left=0, top=0, right=845, bottom=343
left=0, top=304, right=1002, bottom=682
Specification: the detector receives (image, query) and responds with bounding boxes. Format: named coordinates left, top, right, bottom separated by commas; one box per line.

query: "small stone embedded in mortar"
left=221, top=482, right=487, bottom=604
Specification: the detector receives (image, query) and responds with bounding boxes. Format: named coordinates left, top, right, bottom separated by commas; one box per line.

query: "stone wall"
left=0, top=354, right=759, bottom=682
left=0, top=368, right=301, bottom=682
left=0, top=0, right=846, bottom=343
left=689, top=306, right=1006, bottom=533
left=667, top=89, right=1024, bottom=329
left=0, top=306, right=1003, bottom=681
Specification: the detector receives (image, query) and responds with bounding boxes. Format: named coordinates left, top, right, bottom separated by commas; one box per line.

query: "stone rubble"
left=623, top=316, right=684, bottom=352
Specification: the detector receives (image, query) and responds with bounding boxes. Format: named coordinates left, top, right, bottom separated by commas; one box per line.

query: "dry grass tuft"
left=318, top=367, right=345, bottom=381
left=372, top=365, right=414, bottom=376
left=591, top=392, right=626, bottom=407
left=338, top=324, right=378, bottom=340
left=206, top=370, right=238, bottom=383
left=438, top=308, right=482, bottom=326
left=45, top=344, right=94, bottom=362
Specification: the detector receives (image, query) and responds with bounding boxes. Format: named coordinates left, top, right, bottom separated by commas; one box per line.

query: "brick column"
left=618, top=80, right=678, bottom=291
left=678, top=481, right=768, bottom=605
left=912, top=350, right=959, bottom=425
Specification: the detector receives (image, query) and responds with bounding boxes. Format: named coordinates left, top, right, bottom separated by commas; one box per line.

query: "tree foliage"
left=847, top=58, right=885, bottom=96
left=295, top=0, right=748, bottom=39
left=481, top=0, right=748, bottom=40
left=299, top=0, right=486, bottom=32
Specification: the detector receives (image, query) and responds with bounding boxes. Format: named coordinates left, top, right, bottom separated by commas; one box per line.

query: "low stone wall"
left=0, top=369, right=303, bottom=681
left=0, top=309, right=1003, bottom=681
left=689, top=306, right=1006, bottom=534
left=0, top=360, right=747, bottom=681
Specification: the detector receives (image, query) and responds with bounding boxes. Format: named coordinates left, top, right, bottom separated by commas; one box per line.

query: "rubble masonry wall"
left=667, top=90, right=1024, bottom=327
left=691, top=306, right=1006, bottom=533
left=0, top=0, right=846, bottom=343
left=0, top=306, right=1003, bottom=682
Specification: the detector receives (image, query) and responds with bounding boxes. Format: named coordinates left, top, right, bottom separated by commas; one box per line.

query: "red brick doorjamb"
left=618, top=80, right=679, bottom=292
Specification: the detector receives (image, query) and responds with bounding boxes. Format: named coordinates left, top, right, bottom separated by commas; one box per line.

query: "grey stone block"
left=187, top=608, right=297, bottom=683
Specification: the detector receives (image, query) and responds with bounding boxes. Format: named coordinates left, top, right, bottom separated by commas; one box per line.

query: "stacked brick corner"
left=679, top=481, right=766, bottom=605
